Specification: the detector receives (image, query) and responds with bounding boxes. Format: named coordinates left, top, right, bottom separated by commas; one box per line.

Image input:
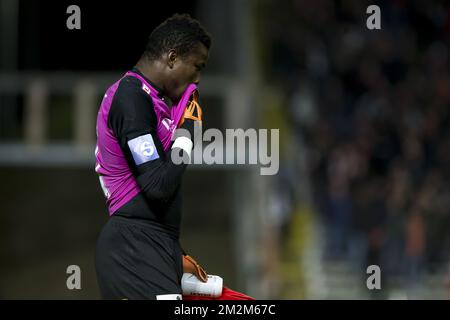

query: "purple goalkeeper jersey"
left=95, top=70, right=197, bottom=214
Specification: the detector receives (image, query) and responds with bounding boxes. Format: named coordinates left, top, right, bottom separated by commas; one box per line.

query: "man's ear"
left=167, top=49, right=177, bottom=69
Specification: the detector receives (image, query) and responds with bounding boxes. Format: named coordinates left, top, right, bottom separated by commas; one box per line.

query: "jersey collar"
left=131, top=67, right=166, bottom=100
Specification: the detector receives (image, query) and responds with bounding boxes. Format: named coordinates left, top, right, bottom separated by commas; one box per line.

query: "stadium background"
left=0, top=0, right=449, bottom=299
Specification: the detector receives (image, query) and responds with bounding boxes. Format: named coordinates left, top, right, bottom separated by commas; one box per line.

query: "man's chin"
left=173, top=91, right=185, bottom=104
left=165, top=93, right=179, bottom=104
left=169, top=85, right=190, bottom=104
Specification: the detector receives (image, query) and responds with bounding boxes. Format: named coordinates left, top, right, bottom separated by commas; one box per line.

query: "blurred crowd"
left=263, top=0, right=450, bottom=293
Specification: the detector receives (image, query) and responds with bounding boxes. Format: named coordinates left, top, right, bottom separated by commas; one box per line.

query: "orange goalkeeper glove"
left=183, top=254, right=208, bottom=283
left=178, top=90, right=202, bottom=128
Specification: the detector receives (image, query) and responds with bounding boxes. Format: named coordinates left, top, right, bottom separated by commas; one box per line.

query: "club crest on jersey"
left=142, top=83, right=151, bottom=95
left=162, top=118, right=175, bottom=132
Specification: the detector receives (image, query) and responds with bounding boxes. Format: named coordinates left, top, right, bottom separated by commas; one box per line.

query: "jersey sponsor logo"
left=128, top=134, right=159, bottom=165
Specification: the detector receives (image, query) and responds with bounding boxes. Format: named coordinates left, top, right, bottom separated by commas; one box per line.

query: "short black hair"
left=144, top=13, right=211, bottom=60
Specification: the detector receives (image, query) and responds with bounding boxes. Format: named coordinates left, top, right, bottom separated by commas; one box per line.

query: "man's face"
left=165, top=42, right=209, bottom=103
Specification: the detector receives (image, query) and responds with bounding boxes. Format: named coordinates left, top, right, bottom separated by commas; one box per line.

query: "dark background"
left=18, top=0, right=194, bottom=71
left=1, top=0, right=450, bottom=300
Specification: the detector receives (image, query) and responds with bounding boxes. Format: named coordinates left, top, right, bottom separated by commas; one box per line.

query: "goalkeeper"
left=94, top=14, right=210, bottom=300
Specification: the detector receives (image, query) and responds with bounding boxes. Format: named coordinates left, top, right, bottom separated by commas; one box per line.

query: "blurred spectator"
left=262, top=0, right=450, bottom=297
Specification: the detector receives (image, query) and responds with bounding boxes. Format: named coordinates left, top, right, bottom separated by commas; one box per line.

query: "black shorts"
left=95, top=214, right=184, bottom=300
